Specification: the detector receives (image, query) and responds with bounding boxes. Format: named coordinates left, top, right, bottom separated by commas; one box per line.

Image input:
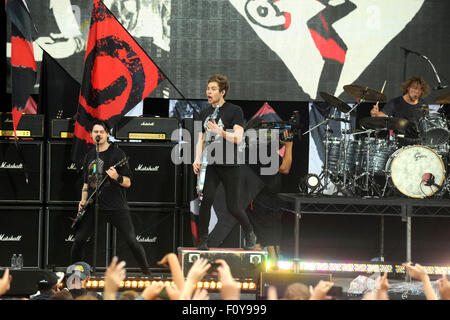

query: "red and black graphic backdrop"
left=4, top=0, right=450, bottom=104
left=71, top=0, right=165, bottom=166
left=6, top=0, right=37, bottom=135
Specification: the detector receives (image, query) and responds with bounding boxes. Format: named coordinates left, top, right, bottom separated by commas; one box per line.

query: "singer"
left=193, top=74, right=257, bottom=251
left=370, top=75, right=430, bottom=142
left=71, top=120, right=151, bottom=275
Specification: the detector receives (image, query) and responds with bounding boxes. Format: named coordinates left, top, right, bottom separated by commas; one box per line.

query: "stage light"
left=274, top=260, right=448, bottom=275
left=278, top=260, right=293, bottom=270
left=299, top=173, right=321, bottom=194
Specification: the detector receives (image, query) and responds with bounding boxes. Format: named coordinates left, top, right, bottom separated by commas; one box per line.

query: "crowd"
left=0, top=254, right=448, bottom=300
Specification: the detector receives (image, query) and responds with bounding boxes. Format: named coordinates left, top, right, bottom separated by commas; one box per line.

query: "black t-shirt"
left=83, top=143, right=131, bottom=210
left=247, top=144, right=283, bottom=208
left=381, top=96, right=427, bottom=138
left=198, top=102, right=245, bottom=165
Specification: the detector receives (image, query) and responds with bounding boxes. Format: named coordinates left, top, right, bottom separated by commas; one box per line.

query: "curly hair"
left=401, top=76, right=430, bottom=97
left=207, top=74, right=230, bottom=98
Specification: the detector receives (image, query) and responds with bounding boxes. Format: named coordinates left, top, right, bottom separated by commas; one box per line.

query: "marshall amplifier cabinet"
left=0, top=113, right=44, bottom=137
left=114, top=116, right=179, bottom=140
left=47, top=141, right=84, bottom=204
left=0, top=140, right=43, bottom=203
left=0, top=206, right=42, bottom=269
left=117, top=142, right=180, bottom=205
left=51, top=118, right=75, bottom=139
left=112, top=207, right=176, bottom=269
left=45, top=207, right=111, bottom=271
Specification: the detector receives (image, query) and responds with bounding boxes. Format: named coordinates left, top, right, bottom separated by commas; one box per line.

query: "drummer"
left=370, top=76, right=430, bottom=143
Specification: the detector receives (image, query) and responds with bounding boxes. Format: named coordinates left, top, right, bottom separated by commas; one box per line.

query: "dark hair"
left=401, top=76, right=430, bottom=97
left=90, top=120, right=110, bottom=132
left=207, top=74, right=230, bottom=98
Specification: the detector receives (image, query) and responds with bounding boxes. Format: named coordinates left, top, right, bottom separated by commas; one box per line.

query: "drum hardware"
left=306, top=86, right=450, bottom=198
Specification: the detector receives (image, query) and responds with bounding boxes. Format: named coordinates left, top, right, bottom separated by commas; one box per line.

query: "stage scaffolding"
left=279, top=194, right=450, bottom=274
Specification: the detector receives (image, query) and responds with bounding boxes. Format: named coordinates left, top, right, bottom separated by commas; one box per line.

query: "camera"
left=246, top=110, right=302, bottom=144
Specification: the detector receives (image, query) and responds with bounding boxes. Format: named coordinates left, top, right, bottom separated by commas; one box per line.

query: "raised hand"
left=215, top=259, right=240, bottom=300
left=309, top=280, right=334, bottom=300
left=104, top=256, right=126, bottom=300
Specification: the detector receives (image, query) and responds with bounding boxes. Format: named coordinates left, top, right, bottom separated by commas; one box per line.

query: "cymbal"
left=359, top=117, right=409, bottom=130
left=319, top=92, right=352, bottom=113
left=343, top=84, right=386, bottom=102
left=435, top=91, right=450, bottom=104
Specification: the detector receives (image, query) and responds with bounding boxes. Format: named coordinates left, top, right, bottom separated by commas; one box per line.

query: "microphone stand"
left=421, top=55, right=445, bottom=90
left=92, top=137, right=100, bottom=275
left=402, top=47, right=445, bottom=89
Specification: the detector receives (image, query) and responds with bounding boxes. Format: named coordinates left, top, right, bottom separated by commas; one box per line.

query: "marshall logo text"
left=0, top=234, right=23, bottom=241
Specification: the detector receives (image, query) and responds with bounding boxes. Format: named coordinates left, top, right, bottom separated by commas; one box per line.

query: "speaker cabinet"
left=0, top=206, right=42, bottom=268
left=45, top=207, right=110, bottom=270
left=47, top=141, right=85, bottom=204
left=112, top=207, right=176, bottom=269
left=117, top=142, right=179, bottom=205
left=0, top=141, right=43, bottom=203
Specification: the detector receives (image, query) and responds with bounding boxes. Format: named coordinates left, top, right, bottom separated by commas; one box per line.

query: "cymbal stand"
left=303, top=109, right=337, bottom=194
left=321, top=111, right=336, bottom=193
left=338, top=111, right=354, bottom=195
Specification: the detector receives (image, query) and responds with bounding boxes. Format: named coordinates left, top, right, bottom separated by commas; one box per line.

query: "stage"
left=278, top=193, right=450, bottom=265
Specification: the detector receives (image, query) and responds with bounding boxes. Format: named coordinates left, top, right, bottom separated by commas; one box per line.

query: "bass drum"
left=385, top=145, right=446, bottom=198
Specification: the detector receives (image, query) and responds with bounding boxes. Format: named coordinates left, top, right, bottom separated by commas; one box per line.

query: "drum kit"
left=306, top=85, right=450, bottom=199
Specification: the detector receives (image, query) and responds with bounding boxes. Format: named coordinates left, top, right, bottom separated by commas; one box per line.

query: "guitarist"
left=193, top=74, right=257, bottom=251
left=71, top=120, right=151, bottom=275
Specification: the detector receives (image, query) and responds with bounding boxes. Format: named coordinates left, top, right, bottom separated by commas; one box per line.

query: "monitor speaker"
left=0, top=206, right=42, bottom=268
left=117, top=142, right=179, bottom=205
left=45, top=207, right=110, bottom=270
left=0, top=141, right=43, bottom=203
left=112, top=207, right=176, bottom=269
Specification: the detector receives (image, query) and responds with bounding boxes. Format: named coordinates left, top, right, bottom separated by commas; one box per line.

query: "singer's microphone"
left=400, top=46, right=424, bottom=57
left=433, top=84, right=448, bottom=91
left=421, top=173, right=441, bottom=188
left=95, top=136, right=101, bottom=143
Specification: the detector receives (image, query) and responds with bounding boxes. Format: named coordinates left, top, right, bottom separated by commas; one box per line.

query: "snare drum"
left=418, top=114, right=450, bottom=145
left=385, top=145, right=446, bottom=198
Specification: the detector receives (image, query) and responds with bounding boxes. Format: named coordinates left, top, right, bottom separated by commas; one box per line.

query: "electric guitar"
left=196, top=106, right=220, bottom=200
left=71, top=156, right=129, bottom=230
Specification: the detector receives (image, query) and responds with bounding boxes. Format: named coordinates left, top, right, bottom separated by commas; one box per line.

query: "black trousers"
left=71, top=208, right=150, bottom=273
left=199, top=165, right=253, bottom=238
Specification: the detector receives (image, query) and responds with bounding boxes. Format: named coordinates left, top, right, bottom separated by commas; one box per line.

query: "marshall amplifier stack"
left=0, top=140, right=44, bottom=203
left=50, top=118, right=75, bottom=139
left=0, top=113, right=44, bottom=138
left=0, top=206, right=42, bottom=268
left=112, top=207, right=177, bottom=269
left=46, top=141, right=84, bottom=203
left=117, top=142, right=180, bottom=205
left=114, top=116, right=179, bottom=140
left=45, top=207, right=111, bottom=270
